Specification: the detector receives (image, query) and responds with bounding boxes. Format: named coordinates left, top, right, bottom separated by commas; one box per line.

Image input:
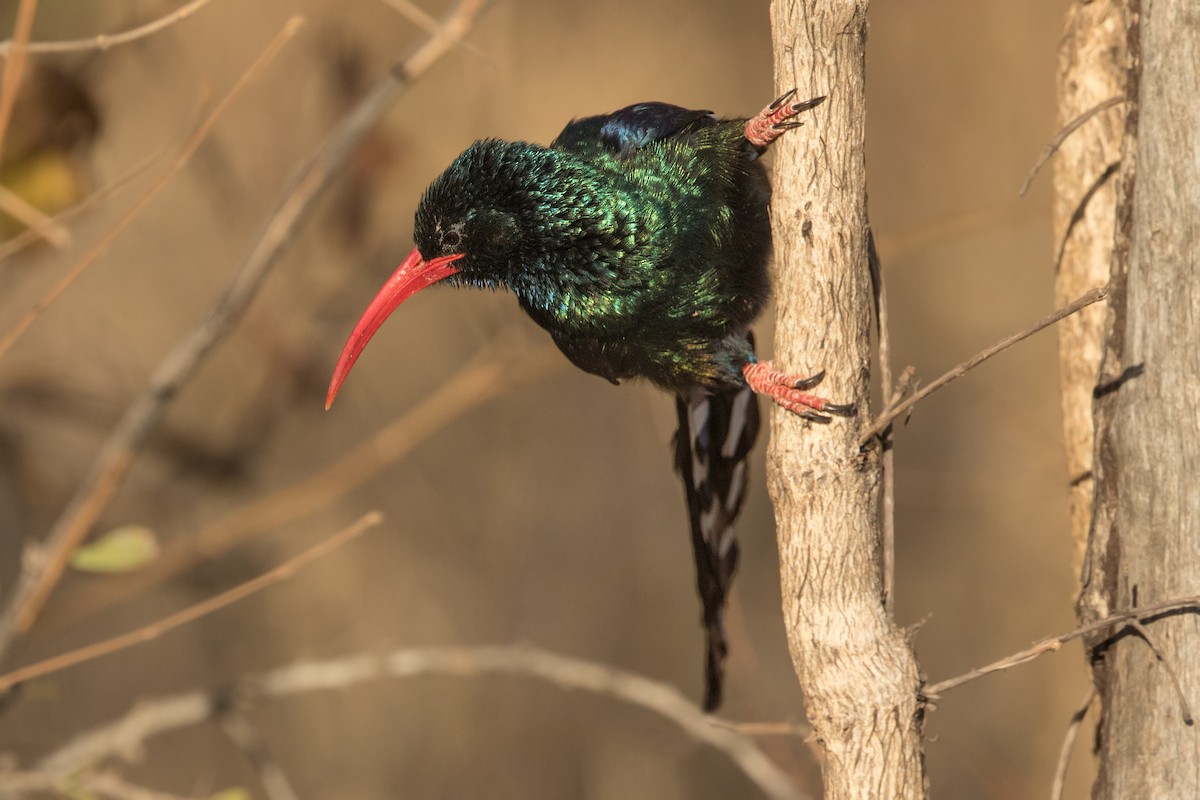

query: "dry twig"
left=0, top=0, right=36, bottom=160
left=923, top=594, right=1200, bottom=697
left=709, top=718, right=813, bottom=738
left=1050, top=686, right=1095, bottom=800
left=1019, top=96, right=1125, bottom=197
left=0, top=512, right=381, bottom=691
left=0, top=0, right=70, bottom=247
left=0, top=0, right=490, bottom=664
left=0, top=17, right=304, bottom=361
left=0, top=143, right=170, bottom=263
left=40, top=338, right=558, bottom=632
left=381, top=0, right=487, bottom=60
left=0, top=18, right=305, bottom=664
left=0, top=184, right=69, bottom=247
left=0, top=0, right=218, bottom=57
left=1128, top=618, right=1195, bottom=724
left=38, top=644, right=807, bottom=800
left=858, top=285, right=1110, bottom=446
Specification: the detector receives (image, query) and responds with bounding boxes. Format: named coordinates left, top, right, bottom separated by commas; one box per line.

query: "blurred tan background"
left=0, top=0, right=1089, bottom=797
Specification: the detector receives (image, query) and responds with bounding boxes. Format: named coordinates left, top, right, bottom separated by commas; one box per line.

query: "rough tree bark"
left=1054, top=0, right=1125, bottom=570
left=767, top=3, right=926, bottom=798
left=1073, top=0, right=1200, bottom=797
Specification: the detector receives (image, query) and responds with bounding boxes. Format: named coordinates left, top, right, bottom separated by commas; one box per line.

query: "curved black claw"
left=822, top=401, right=857, bottom=417
left=791, top=95, right=827, bottom=114
left=769, top=87, right=799, bottom=110
left=791, top=370, right=827, bottom=391
left=772, top=121, right=806, bottom=131
left=799, top=409, right=835, bottom=424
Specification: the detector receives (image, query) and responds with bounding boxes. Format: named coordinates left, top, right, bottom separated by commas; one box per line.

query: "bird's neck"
left=475, top=144, right=641, bottom=323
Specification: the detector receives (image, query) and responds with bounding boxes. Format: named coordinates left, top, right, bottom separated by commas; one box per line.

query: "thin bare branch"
left=0, top=184, right=70, bottom=247
left=0, top=511, right=381, bottom=692
left=0, top=19, right=305, bottom=662
left=923, top=594, right=1200, bottom=697
left=1020, top=96, right=1125, bottom=197
left=0, top=143, right=170, bottom=263
left=41, top=644, right=807, bottom=800
left=0, top=0, right=37, bottom=160
left=858, top=285, right=1110, bottom=446
left=1050, top=686, right=1096, bottom=800
left=380, top=0, right=488, bottom=61
left=709, top=718, right=813, bottom=738
left=39, top=690, right=214, bottom=776
left=0, top=1, right=67, bottom=249
left=382, top=0, right=446, bottom=37
left=0, top=17, right=305, bottom=361
left=40, top=338, right=558, bottom=633
left=1129, top=618, right=1194, bottom=724
left=0, top=0, right=217, bottom=57
left=0, top=0, right=490, bottom=664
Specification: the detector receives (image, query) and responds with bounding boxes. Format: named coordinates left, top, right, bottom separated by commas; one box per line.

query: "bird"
left=326, top=89, right=853, bottom=710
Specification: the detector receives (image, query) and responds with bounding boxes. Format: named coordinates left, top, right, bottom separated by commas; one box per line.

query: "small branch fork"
left=0, top=0, right=217, bottom=57
left=858, top=285, right=1110, bottom=447
left=0, top=512, right=382, bottom=692
left=0, top=0, right=491, bottom=667
left=0, top=17, right=307, bottom=663
left=0, top=17, right=306, bottom=362
left=36, top=339, right=559, bottom=633
left=20, top=645, right=809, bottom=800
left=923, top=594, right=1200, bottom=700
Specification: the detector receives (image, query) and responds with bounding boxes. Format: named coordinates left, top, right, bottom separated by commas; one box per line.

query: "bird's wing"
left=674, top=369, right=760, bottom=710
left=552, top=102, right=716, bottom=156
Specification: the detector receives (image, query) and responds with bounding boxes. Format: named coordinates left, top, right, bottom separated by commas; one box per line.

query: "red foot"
left=742, top=361, right=855, bottom=422
left=744, top=90, right=826, bottom=149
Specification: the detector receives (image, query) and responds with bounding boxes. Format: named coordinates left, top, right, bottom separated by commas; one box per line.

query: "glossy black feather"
left=674, top=339, right=760, bottom=710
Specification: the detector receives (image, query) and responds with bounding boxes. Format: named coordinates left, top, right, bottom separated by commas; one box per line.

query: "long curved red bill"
left=326, top=248, right=463, bottom=409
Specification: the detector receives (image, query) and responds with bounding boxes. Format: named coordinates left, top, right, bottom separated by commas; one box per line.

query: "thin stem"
left=0, top=0, right=490, bottom=664
left=0, top=19, right=306, bottom=661
left=0, top=512, right=381, bottom=691
left=41, top=645, right=809, bottom=800
left=1019, top=96, right=1125, bottom=197
left=0, top=0, right=217, bottom=57
left=0, top=0, right=37, bottom=160
left=858, top=286, right=1110, bottom=446
left=0, top=17, right=305, bottom=361
left=1050, top=686, right=1096, bottom=800
left=924, top=594, right=1200, bottom=697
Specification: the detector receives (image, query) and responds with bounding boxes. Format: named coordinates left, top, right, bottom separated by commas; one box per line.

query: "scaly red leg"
left=744, top=90, right=827, bottom=150
left=742, top=360, right=855, bottom=422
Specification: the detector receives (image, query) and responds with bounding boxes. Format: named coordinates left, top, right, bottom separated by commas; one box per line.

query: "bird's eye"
left=443, top=229, right=462, bottom=249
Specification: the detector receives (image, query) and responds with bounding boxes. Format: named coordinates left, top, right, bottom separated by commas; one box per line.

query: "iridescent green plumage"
left=328, top=95, right=842, bottom=710
left=413, top=108, right=771, bottom=392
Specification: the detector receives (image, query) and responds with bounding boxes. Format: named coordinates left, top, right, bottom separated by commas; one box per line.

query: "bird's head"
left=325, top=139, right=563, bottom=409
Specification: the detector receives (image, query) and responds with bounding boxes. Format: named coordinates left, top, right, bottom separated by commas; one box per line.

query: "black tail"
left=673, top=377, right=760, bottom=710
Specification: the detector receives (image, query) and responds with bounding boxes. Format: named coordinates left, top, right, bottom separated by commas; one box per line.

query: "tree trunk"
left=1076, top=1, right=1200, bottom=796
left=1054, top=0, right=1126, bottom=570
left=767, top=3, right=926, bottom=798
